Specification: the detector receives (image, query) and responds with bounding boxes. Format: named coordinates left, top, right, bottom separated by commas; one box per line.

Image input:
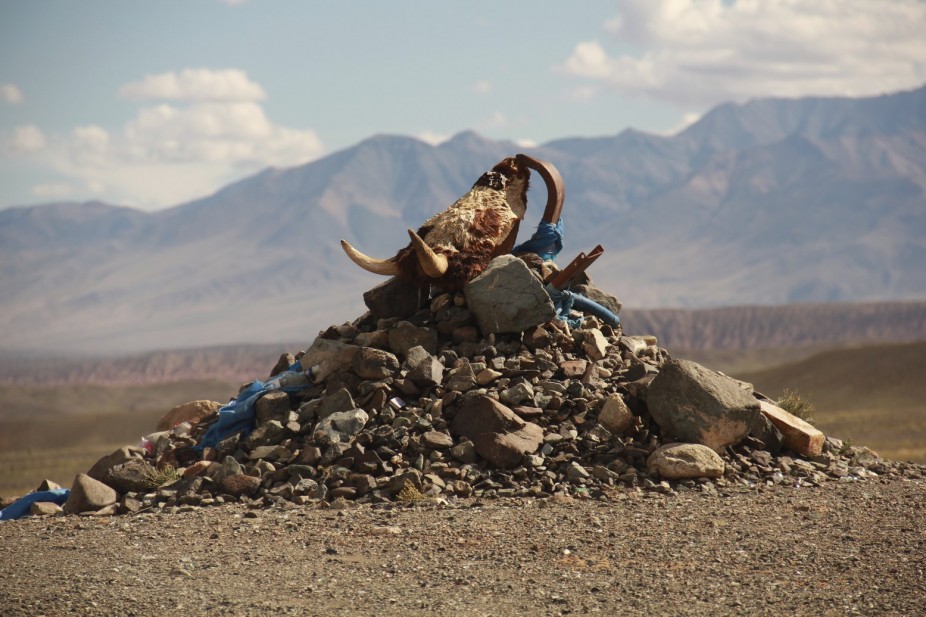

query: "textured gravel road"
left=2, top=479, right=924, bottom=616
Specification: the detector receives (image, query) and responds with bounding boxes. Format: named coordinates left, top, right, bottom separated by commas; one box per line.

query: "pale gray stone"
left=647, top=443, right=725, bottom=479
left=464, top=255, right=556, bottom=335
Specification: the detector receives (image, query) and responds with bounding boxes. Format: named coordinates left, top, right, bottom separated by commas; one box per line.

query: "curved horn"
left=407, top=228, right=448, bottom=278
left=340, top=239, right=401, bottom=276
left=516, top=154, right=565, bottom=224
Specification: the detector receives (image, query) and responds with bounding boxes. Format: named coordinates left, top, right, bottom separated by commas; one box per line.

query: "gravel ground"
left=2, top=478, right=924, bottom=616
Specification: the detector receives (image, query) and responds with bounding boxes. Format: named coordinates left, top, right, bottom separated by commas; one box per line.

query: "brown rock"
left=473, top=423, right=544, bottom=468
left=452, top=396, right=525, bottom=440
left=220, top=473, right=261, bottom=497
left=29, top=501, right=63, bottom=516
left=422, top=430, right=454, bottom=449
left=560, top=360, right=588, bottom=379
left=598, top=394, right=633, bottom=435
left=64, top=473, right=118, bottom=515
left=758, top=400, right=826, bottom=457
left=157, top=400, right=221, bottom=431
left=87, top=446, right=148, bottom=485
left=352, top=347, right=400, bottom=380
left=255, top=390, right=290, bottom=424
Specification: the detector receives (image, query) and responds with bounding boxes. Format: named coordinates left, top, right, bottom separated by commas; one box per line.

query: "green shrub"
left=777, top=389, right=816, bottom=423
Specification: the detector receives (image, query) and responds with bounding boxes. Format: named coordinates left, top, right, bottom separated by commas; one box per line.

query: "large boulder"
left=647, top=359, right=762, bottom=452
left=464, top=255, right=556, bottom=335
left=452, top=396, right=543, bottom=468
left=64, top=473, right=118, bottom=515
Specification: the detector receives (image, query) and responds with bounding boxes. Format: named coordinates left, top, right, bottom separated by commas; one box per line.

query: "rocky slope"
left=2, top=86, right=925, bottom=352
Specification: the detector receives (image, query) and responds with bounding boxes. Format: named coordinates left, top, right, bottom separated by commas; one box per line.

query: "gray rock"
left=450, top=440, right=477, bottom=464
left=445, top=360, right=476, bottom=393
left=87, top=446, right=147, bottom=486
left=647, top=443, right=725, bottom=479
left=566, top=461, right=591, bottom=482
left=407, top=354, right=444, bottom=387
left=647, top=359, right=762, bottom=451
left=314, top=388, right=356, bottom=421
left=106, top=459, right=158, bottom=494
left=464, top=255, right=556, bottom=335
left=268, top=353, right=296, bottom=378
left=301, top=338, right=359, bottom=383
left=255, top=390, right=290, bottom=424
left=500, top=382, right=534, bottom=406
left=388, top=322, right=438, bottom=357
left=598, top=394, right=634, bottom=435
left=64, top=473, right=118, bottom=515
left=352, top=347, right=400, bottom=380
left=363, top=276, right=427, bottom=319
left=246, top=420, right=286, bottom=447
left=315, top=408, right=369, bottom=444
left=422, top=430, right=454, bottom=449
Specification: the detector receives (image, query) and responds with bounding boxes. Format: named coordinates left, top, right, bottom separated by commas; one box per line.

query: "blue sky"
left=1, top=0, right=924, bottom=211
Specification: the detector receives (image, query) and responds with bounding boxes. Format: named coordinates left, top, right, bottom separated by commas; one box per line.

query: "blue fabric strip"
left=0, top=488, right=70, bottom=521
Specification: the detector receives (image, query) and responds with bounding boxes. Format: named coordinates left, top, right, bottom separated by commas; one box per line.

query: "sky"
left=1, top=0, right=924, bottom=212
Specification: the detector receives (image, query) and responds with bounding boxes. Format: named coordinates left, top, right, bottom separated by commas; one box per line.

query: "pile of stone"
left=37, top=255, right=924, bottom=517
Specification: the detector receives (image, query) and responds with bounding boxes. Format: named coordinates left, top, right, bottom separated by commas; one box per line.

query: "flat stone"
left=500, top=382, right=534, bottom=406
left=464, top=255, right=556, bottom=335
left=647, top=359, right=762, bottom=452
left=422, top=430, right=454, bottom=449
left=758, top=400, right=826, bottom=457
left=157, top=400, right=221, bottom=431
left=598, top=393, right=634, bottom=435
left=647, top=443, right=725, bottom=479
left=64, top=473, right=118, bottom=515
left=29, top=501, right=63, bottom=516
left=560, top=360, right=587, bottom=379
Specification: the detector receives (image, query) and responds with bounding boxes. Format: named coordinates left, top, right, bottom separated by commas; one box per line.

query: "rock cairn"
left=31, top=255, right=926, bottom=517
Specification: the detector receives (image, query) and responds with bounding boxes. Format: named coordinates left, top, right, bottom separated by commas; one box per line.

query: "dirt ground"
left=1, top=478, right=924, bottom=616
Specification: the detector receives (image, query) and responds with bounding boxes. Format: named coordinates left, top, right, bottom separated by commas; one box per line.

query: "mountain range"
left=1, top=85, right=925, bottom=353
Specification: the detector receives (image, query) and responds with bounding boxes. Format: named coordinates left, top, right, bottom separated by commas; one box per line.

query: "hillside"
left=736, top=341, right=926, bottom=462
left=1, top=86, right=924, bottom=352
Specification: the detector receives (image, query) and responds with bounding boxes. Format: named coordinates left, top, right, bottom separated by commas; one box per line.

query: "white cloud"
left=1, top=83, right=24, bottom=104
left=119, top=68, right=267, bottom=102
left=416, top=131, right=449, bottom=146
left=10, top=125, right=46, bottom=152
left=557, top=0, right=926, bottom=108
left=5, top=70, right=323, bottom=209
left=473, top=81, right=492, bottom=94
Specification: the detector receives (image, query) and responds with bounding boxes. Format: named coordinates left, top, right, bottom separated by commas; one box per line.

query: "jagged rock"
left=255, top=390, right=290, bottom=424
left=388, top=322, right=438, bottom=357
left=269, top=353, right=296, bottom=378
left=407, top=352, right=444, bottom=386
left=452, top=396, right=525, bottom=439
left=106, top=459, right=157, bottom=494
left=246, top=420, right=285, bottom=447
left=445, top=360, right=477, bottom=393
left=598, top=393, right=634, bottom=435
left=363, top=276, right=427, bottom=319
left=87, top=446, right=148, bottom=486
left=315, top=388, right=357, bottom=421
left=35, top=479, right=62, bottom=492
left=302, top=338, right=358, bottom=382
left=64, top=473, right=118, bottom=515
left=750, top=413, right=785, bottom=454
left=647, top=443, right=725, bottom=479
left=464, top=255, right=556, bottom=335
left=352, top=347, right=400, bottom=380
left=647, top=359, right=762, bottom=452
left=580, top=328, right=609, bottom=361
left=758, top=400, right=825, bottom=457
left=315, top=409, right=369, bottom=444
left=157, top=400, right=222, bottom=432
left=572, top=281, right=623, bottom=316
left=473, top=423, right=543, bottom=468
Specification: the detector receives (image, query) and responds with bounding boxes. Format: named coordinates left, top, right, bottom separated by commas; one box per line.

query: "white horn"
left=340, top=239, right=401, bottom=276
left=407, top=229, right=448, bottom=278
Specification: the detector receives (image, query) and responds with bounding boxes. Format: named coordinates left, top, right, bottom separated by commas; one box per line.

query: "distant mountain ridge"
left=1, top=85, right=924, bottom=352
